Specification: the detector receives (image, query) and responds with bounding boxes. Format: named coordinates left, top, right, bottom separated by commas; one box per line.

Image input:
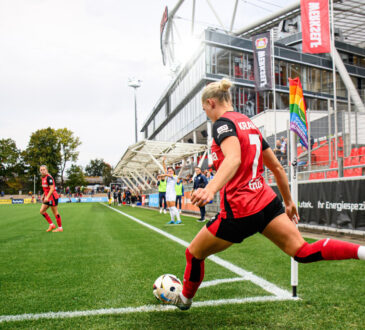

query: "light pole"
left=128, top=78, right=142, bottom=143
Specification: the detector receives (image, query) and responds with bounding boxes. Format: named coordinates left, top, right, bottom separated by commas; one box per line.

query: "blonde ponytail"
left=202, top=78, right=233, bottom=104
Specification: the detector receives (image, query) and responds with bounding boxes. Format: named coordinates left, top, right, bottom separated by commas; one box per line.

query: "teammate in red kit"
left=157, top=78, right=365, bottom=310
left=39, top=165, right=63, bottom=232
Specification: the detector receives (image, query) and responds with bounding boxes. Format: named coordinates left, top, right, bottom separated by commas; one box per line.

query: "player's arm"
left=177, top=160, right=186, bottom=180
left=262, top=147, right=299, bottom=223
left=162, top=156, right=167, bottom=174
left=192, top=136, right=241, bottom=206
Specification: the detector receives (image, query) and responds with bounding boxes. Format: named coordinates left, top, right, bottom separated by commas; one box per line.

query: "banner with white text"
left=252, top=32, right=272, bottom=91
left=301, top=0, right=331, bottom=54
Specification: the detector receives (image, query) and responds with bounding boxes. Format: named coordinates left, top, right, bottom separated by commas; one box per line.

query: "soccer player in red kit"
left=39, top=165, right=63, bottom=232
left=157, top=78, right=365, bottom=310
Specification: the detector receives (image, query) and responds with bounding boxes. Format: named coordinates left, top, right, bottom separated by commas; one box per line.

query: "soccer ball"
left=153, top=274, right=182, bottom=301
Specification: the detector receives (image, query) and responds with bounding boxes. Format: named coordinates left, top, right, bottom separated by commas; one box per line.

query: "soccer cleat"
left=175, top=220, right=182, bottom=224
left=164, top=209, right=167, bottom=214
left=156, top=288, right=192, bottom=311
left=160, top=208, right=162, bottom=213
left=167, top=220, right=175, bottom=224
left=179, top=209, right=182, bottom=214
left=46, top=224, right=56, bottom=232
left=52, top=227, right=63, bottom=232
left=196, top=219, right=206, bottom=223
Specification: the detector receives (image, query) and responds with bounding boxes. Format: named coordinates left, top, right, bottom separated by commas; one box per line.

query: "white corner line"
left=100, top=204, right=293, bottom=299
left=0, top=296, right=299, bottom=323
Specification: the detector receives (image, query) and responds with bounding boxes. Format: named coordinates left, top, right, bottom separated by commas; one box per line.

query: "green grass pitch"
left=1, top=203, right=365, bottom=329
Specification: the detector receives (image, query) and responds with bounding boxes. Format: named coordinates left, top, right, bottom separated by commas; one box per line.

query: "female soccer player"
left=159, top=157, right=184, bottom=224
left=39, top=165, right=63, bottom=232
left=157, top=78, right=365, bottom=310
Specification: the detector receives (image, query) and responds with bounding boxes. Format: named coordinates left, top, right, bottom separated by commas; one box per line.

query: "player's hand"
left=44, top=197, right=49, bottom=203
left=191, top=188, right=214, bottom=207
left=285, top=201, right=299, bottom=224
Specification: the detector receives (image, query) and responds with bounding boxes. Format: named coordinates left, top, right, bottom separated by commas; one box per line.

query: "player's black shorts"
left=43, top=198, right=59, bottom=206
left=206, top=196, right=284, bottom=243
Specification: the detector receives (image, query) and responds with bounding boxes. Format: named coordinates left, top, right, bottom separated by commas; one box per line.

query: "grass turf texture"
left=0, top=203, right=364, bottom=329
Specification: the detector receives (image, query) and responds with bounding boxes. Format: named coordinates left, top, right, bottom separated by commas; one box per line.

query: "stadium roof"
left=113, top=140, right=207, bottom=177
left=234, top=0, right=365, bottom=48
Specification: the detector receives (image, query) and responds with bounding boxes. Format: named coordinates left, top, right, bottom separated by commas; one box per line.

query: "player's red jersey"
left=211, top=111, right=276, bottom=218
left=41, top=174, right=59, bottom=200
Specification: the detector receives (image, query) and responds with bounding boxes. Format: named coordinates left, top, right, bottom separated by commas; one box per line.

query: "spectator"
left=274, top=139, right=282, bottom=163
left=175, top=178, right=184, bottom=214
left=157, top=175, right=167, bottom=214
left=193, top=167, right=208, bottom=222
left=1, top=191, right=4, bottom=197
left=113, top=189, right=118, bottom=206
left=125, top=188, right=131, bottom=205
left=298, top=146, right=308, bottom=171
left=206, top=171, right=214, bottom=181
left=117, top=189, right=122, bottom=206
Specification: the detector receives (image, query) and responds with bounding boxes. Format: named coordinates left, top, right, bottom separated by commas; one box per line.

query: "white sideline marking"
left=0, top=296, right=298, bottom=323
left=101, top=204, right=292, bottom=299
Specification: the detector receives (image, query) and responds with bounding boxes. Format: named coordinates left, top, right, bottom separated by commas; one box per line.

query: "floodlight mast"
left=128, top=78, right=142, bottom=143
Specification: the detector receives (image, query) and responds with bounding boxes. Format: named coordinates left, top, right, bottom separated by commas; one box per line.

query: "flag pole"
left=271, top=28, right=277, bottom=144
left=330, top=0, right=337, bottom=160
left=290, top=129, right=298, bottom=297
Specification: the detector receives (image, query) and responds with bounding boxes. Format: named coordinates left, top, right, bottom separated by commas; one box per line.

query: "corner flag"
left=289, top=77, right=308, bottom=149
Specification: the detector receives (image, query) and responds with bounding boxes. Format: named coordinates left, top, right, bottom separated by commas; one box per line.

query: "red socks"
left=42, top=213, right=53, bottom=224
left=56, top=214, right=62, bottom=227
left=294, top=238, right=360, bottom=263
left=182, top=248, right=205, bottom=299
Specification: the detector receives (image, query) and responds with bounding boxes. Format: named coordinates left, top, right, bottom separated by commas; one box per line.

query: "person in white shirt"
left=159, top=157, right=184, bottom=224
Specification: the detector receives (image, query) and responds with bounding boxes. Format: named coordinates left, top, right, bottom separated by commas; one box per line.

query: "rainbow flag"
left=289, top=77, right=308, bottom=149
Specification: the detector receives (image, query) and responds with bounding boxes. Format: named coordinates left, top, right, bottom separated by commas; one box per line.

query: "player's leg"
left=40, top=203, right=55, bottom=232
left=173, top=197, right=181, bottom=223
left=158, top=225, right=232, bottom=310
left=166, top=200, right=175, bottom=224
left=262, top=213, right=365, bottom=261
left=159, top=192, right=163, bottom=213
left=50, top=202, right=63, bottom=232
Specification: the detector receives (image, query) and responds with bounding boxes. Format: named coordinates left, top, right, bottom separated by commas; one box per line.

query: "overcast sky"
left=0, top=0, right=296, bottom=168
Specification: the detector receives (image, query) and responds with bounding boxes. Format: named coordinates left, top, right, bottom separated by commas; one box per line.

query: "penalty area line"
left=0, top=296, right=298, bottom=323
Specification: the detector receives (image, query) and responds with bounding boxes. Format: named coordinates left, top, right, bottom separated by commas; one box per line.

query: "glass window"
left=278, top=61, right=288, bottom=86
left=231, top=51, right=244, bottom=79
left=206, top=46, right=217, bottom=74
left=310, top=67, right=321, bottom=93
left=289, top=63, right=301, bottom=80
left=246, top=54, right=254, bottom=81
left=277, top=92, right=289, bottom=110
left=336, top=73, right=346, bottom=98
left=217, top=49, right=230, bottom=76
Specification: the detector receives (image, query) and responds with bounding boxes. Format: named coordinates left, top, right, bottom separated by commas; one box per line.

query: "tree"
left=103, top=163, right=116, bottom=186
left=23, top=128, right=61, bottom=182
left=0, top=138, right=27, bottom=193
left=56, top=128, right=81, bottom=187
left=0, top=138, right=22, bottom=178
left=66, top=164, right=86, bottom=191
left=85, top=158, right=105, bottom=176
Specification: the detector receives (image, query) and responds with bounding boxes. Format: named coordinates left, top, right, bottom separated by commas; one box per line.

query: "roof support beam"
left=134, top=170, right=152, bottom=189
left=123, top=177, right=138, bottom=191
left=143, top=168, right=158, bottom=184
left=148, top=153, right=165, bottom=173
left=332, top=47, right=365, bottom=112
left=121, top=177, right=133, bottom=191
left=128, top=171, right=146, bottom=190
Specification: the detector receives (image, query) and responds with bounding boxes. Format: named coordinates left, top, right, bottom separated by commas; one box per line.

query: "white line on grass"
left=0, top=296, right=298, bottom=323
left=101, top=204, right=293, bottom=299
left=0, top=204, right=297, bottom=324
left=200, top=277, right=246, bottom=288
